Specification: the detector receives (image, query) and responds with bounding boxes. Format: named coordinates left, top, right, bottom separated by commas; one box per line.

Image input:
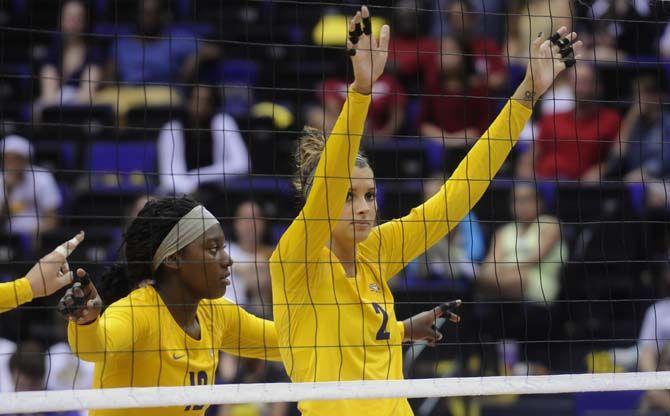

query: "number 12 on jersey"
left=372, top=302, right=391, bottom=340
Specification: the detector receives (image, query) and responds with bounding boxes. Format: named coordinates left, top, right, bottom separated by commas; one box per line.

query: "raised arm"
left=215, top=298, right=282, bottom=361
left=60, top=269, right=124, bottom=363
left=271, top=6, right=389, bottom=289
left=1, top=232, right=84, bottom=313
left=361, top=27, right=583, bottom=279
left=0, top=278, right=32, bottom=313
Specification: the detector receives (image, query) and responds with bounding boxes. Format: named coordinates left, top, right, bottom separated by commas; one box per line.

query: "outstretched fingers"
left=347, top=11, right=362, bottom=56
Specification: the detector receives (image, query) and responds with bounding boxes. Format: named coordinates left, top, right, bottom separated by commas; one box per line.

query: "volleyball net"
left=1, top=0, right=670, bottom=414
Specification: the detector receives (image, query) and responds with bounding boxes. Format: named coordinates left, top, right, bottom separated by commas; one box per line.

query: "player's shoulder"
left=106, top=285, right=156, bottom=312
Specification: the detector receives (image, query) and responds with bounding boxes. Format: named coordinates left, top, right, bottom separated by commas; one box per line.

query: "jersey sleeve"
left=0, top=277, right=33, bottom=313
left=215, top=298, right=282, bottom=361
left=361, top=99, right=532, bottom=279
left=67, top=297, right=144, bottom=362
left=270, top=92, right=371, bottom=292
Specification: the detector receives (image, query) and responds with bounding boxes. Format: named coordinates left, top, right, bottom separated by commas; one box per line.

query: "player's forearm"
left=68, top=319, right=106, bottom=362
left=304, top=90, right=371, bottom=217
left=67, top=314, right=135, bottom=362
left=443, top=99, right=532, bottom=221
left=511, top=76, right=536, bottom=109
left=0, top=277, right=33, bottom=313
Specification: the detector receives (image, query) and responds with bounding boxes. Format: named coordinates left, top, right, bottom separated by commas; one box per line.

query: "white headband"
left=152, top=205, right=220, bottom=271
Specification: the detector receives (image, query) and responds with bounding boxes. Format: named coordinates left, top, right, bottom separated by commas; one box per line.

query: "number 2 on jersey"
left=372, top=302, right=391, bottom=340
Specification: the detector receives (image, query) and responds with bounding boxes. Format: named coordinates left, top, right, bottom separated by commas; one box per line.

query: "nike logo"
left=173, top=353, right=185, bottom=360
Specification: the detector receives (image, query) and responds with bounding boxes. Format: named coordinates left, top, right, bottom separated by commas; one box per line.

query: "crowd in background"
left=1, top=0, right=670, bottom=415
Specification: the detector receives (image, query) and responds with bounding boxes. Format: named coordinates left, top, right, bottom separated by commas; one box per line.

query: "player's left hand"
left=527, top=26, right=583, bottom=99
left=402, top=300, right=461, bottom=346
left=348, top=5, right=390, bottom=95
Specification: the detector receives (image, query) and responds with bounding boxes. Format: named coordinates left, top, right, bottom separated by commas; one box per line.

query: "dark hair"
left=9, top=341, right=45, bottom=380
left=99, top=196, right=200, bottom=305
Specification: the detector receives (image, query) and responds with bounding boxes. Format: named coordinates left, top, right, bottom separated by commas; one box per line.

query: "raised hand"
left=402, top=300, right=461, bottom=346
left=523, top=27, right=583, bottom=103
left=347, top=6, right=390, bottom=95
left=25, top=231, right=84, bottom=298
left=58, top=269, right=102, bottom=325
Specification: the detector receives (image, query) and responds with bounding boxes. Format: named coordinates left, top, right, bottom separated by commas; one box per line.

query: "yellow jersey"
left=68, top=284, right=282, bottom=416
left=270, top=95, right=532, bottom=415
left=0, top=277, right=32, bottom=313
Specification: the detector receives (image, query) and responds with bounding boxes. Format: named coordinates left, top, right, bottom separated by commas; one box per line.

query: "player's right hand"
left=347, top=5, right=390, bottom=95
left=58, top=269, right=102, bottom=325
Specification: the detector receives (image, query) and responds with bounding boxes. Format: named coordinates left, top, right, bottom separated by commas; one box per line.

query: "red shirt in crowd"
left=534, top=107, right=622, bottom=180
left=419, top=77, right=492, bottom=134
left=469, top=37, right=506, bottom=86
left=387, top=36, right=439, bottom=86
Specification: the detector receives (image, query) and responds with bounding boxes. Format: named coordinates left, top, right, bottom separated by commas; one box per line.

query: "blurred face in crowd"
left=446, top=2, right=473, bottom=34
left=234, top=201, right=266, bottom=246
left=634, top=77, right=662, bottom=118
left=333, top=165, right=377, bottom=246
left=572, top=64, right=598, bottom=103
left=439, top=36, right=464, bottom=73
left=188, top=86, right=215, bottom=123
left=394, top=0, right=418, bottom=36
left=512, top=185, right=541, bottom=223
left=3, top=152, right=28, bottom=178
left=61, top=1, right=86, bottom=35
left=140, top=0, right=163, bottom=36
left=11, top=371, right=43, bottom=392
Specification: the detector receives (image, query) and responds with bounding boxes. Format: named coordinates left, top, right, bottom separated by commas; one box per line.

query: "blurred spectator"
left=227, top=201, right=273, bottom=319
left=45, top=341, right=94, bottom=393
left=105, top=0, right=218, bottom=85
left=613, top=77, right=670, bottom=181
left=441, top=1, right=506, bottom=93
left=387, top=0, right=439, bottom=93
left=516, top=63, right=622, bottom=181
left=9, top=341, right=45, bottom=391
left=638, top=267, right=670, bottom=374
left=662, top=22, right=670, bottom=60
left=589, top=0, right=659, bottom=58
left=9, top=341, right=79, bottom=416
left=639, top=344, right=670, bottom=415
left=0, top=337, right=14, bottom=392
left=433, top=0, right=507, bottom=42
left=0, top=135, right=61, bottom=235
left=96, top=0, right=219, bottom=117
left=477, top=184, right=566, bottom=304
left=307, top=75, right=405, bottom=140
left=419, top=36, right=489, bottom=149
left=157, top=85, right=249, bottom=195
left=410, top=176, right=485, bottom=282
left=36, top=1, right=102, bottom=110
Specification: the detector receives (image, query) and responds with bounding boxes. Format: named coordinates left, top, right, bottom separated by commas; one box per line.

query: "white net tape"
left=3, top=372, right=670, bottom=413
